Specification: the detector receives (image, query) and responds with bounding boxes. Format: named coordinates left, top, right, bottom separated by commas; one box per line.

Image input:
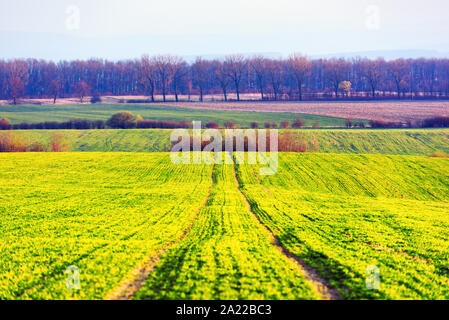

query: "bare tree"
left=141, top=55, right=157, bottom=102
left=153, top=55, right=178, bottom=102
left=423, top=58, right=437, bottom=97
left=7, top=77, right=25, bottom=105
left=170, top=56, right=187, bottom=102
left=388, top=59, right=409, bottom=99
left=10, top=59, right=28, bottom=80
left=362, top=58, right=384, bottom=99
left=250, top=55, right=268, bottom=100
left=288, top=53, right=311, bottom=101
left=2, top=56, right=449, bottom=102
left=49, top=80, right=60, bottom=104
left=7, top=60, right=29, bottom=104
left=224, top=55, right=246, bottom=101
left=214, top=60, right=231, bottom=101
left=325, top=59, right=349, bottom=99
left=266, top=59, right=283, bottom=101
left=76, top=81, right=90, bottom=103
left=192, top=57, right=209, bottom=102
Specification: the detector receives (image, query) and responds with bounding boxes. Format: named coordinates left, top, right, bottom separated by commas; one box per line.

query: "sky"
left=0, top=0, right=448, bottom=60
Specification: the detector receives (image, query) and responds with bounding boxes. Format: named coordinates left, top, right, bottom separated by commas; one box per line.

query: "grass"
left=135, top=159, right=318, bottom=300
left=0, top=102, right=448, bottom=300
left=0, top=103, right=349, bottom=127
left=1, top=152, right=449, bottom=299
left=1, top=128, right=448, bottom=155
left=236, top=153, right=449, bottom=299
left=0, top=153, right=212, bottom=299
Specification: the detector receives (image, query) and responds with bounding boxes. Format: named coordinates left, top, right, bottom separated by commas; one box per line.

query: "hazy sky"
left=1, top=0, right=449, bottom=60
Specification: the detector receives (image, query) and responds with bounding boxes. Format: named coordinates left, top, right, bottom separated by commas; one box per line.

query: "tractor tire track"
left=105, top=164, right=215, bottom=300
left=232, top=162, right=342, bottom=300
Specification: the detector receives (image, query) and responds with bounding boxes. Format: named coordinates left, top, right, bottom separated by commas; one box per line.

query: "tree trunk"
left=222, top=88, right=227, bottom=102
left=298, top=83, right=302, bottom=101
left=199, top=88, right=203, bottom=102
left=174, top=84, right=179, bottom=102
left=257, top=76, right=264, bottom=101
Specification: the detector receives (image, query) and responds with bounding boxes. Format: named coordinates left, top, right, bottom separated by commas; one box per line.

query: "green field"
left=0, top=153, right=212, bottom=299
left=1, top=103, right=448, bottom=300
left=1, top=152, right=449, bottom=299
left=0, top=103, right=349, bottom=127
left=237, top=153, right=449, bottom=299
left=1, top=128, right=448, bottom=155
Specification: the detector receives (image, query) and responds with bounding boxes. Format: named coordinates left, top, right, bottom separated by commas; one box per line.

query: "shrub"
left=9, top=119, right=105, bottom=130
left=90, top=93, right=102, bottom=104
left=205, top=122, right=220, bottom=129
left=264, top=122, right=271, bottom=129
left=136, top=119, right=190, bottom=129
left=422, top=116, right=449, bottom=128
left=292, top=118, right=305, bottom=129
left=136, top=120, right=157, bottom=129
left=278, top=131, right=307, bottom=152
left=345, top=119, right=353, bottom=128
left=93, top=120, right=105, bottom=129
left=71, top=119, right=91, bottom=129
left=428, top=152, right=449, bottom=158
left=158, top=121, right=181, bottom=129
left=313, top=122, right=319, bottom=129
left=0, top=118, right=11, bottom=130
left=271, top=123, right=278, bottom=129
left=13, top=123, right=30, bottom=130
left=370, top=120, right=403, bottom=128
left=126, top=99, right=151, bottom=103
left=280, top=121, right=290, bottom=129
left=106, top=112, right=136, bottom=129
left=250, top=122, right=259, bottom=129
left=28, top=142, right=46, bottom=152
left=0, top=133, right=27, bottom=152
left=50, top=133, right=70, bottom=152
left=180, top=119, right=192, bottom=129
left=224, top=121, right=236, bottom=129
left=43, top=121, right=61, bottom=130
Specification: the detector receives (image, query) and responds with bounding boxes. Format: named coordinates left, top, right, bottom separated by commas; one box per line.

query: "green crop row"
left=0, top=153, right=212, bottom=299
left=135, top=160, right=318, bottom=300
left=236, top=153, right=449, bottom=299
left=1, top=152, right=449, bottom=299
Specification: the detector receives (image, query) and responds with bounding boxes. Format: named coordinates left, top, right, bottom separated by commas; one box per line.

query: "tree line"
left=1, top=54, right=449, bottom=104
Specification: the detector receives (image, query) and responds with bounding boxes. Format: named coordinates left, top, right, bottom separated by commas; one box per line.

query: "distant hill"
left=317, top=49, right=449, bottom=60
left=0, top=31, right=447, bottom=61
